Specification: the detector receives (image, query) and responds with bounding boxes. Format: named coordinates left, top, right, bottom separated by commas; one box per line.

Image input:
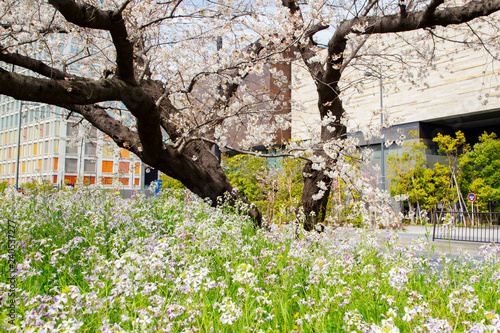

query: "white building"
left=0, top=95, right=147, bottom=190
left=291, top=29, right=500, bottom=187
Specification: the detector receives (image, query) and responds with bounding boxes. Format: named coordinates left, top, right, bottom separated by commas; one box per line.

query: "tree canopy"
left=2, top=0, right=500, bottom=228
left=460, top=132, right=500, bottom=211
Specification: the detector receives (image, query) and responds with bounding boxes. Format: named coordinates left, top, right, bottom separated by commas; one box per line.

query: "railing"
left=431, top=210, right=500, bottom=243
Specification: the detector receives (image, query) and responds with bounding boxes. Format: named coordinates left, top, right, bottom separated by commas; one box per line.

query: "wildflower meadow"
left=1, top=186, right=499, bottom=332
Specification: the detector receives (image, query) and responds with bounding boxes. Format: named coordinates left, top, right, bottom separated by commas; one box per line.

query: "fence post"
left=432, top=208, right=436, bottom=241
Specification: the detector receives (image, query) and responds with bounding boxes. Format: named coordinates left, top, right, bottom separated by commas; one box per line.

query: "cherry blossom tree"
left=279, top=0, right=500, bottom=230
left=1, top=0, right=500, bottom=230
left=0, top=0, right=296, bottom=225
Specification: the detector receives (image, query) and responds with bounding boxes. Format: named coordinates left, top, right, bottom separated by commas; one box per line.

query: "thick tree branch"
left=0, top=66, right=163, bottom=160
left=141, top=79, right=182, bottom=142
left=399, top=1, right=408, bottom=20
left=0, top=69, right=125, bottom=105
left=321, top=0, right=500, bottom=125
left=359, top=0, right=379, bottom=17
left=355, top=0, right=500, bottom=35
left=115, top=0, right=134, bottom=15
left=0, top=50, right=88, bottom=80
left=281, top=0, right=300, bottom=15
left=48, top=0, right=135, bottom=82
left=423, top=0, right=444, bottom=21
left=65, top=104, right=143, bottom=157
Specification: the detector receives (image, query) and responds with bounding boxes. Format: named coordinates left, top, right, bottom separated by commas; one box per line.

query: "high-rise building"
left=0, top=95, right=147, bottom=190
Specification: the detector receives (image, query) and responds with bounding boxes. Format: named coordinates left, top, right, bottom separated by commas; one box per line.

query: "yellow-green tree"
left=223, top=154, right=303, bottom=222
left=388, top=131, right=471, bottom=221
left=387, top=132, right=434, bottom=219
left=432, top=131, right=470, bottom=211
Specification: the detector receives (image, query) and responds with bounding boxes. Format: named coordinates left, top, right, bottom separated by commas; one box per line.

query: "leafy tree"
left=223, top=155, right=269, bottom=213
left=223, top=154, right=303, bottom=221
left=0, top=182, right=8, bottom=193
left=274, top=158, right=303, bottom=219
left=432, top=131, right=470, bottom=211
left=460, top=132, right=500, bottom=212
left=387, top=133, right=429, bottom=217
left=388, top=131, right=474, bottom=220
left=1, top=0, right=500, bottom=229
left=160, top=175, right=185, bottom=191
left=387, top=131, right=451, bottom=222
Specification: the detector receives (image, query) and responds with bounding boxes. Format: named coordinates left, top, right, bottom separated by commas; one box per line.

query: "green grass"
left=0, top=186, right=499, bottom=332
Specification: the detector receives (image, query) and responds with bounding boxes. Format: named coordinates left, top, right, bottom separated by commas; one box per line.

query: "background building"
left=291, top=30, right=500, bottom=188
left=0, top=95, right=150, bottom=190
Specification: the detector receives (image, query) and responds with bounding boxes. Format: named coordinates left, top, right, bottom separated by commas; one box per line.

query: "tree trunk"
left=146, top=140, right=262, bottom=227
left=299, top=161, right=332, bottom=231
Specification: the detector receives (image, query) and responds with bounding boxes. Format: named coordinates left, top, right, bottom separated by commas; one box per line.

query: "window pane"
left=84, top=160, right=96, bottom=173
left=102, top=145, right=114, bottom=157
left=85, top=142, right=96, bottom=156
left=119, top=162, right=129, bottom=173
left=65, top=158, right=78, bottom=172
left=66, top=145, right=78, bottom=155
left=66, top=123, right=78, bottom=137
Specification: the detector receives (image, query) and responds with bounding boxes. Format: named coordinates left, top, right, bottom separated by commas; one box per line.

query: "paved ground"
left=378, top=225, right=489, bottom=255
left=373, top=225, right=498, bottom=266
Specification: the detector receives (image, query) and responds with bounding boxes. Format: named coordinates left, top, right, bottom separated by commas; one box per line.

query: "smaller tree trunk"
left=299, top=161, right=332, bottom=231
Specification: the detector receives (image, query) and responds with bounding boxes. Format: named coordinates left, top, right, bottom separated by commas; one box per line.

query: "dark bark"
left=2, top=0, right=500, bottom=232
left=0, top=0, right=262, bottom=227
left=290, top=0, right=500, bottom=230
left=300, top=162, right=332, bottom=231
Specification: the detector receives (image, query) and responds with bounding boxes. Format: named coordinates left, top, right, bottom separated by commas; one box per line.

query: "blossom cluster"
left=0, top=186, right=499, bottom=332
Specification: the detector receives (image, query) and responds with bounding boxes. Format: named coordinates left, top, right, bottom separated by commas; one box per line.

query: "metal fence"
left=431, top=210, right=500, bottom=243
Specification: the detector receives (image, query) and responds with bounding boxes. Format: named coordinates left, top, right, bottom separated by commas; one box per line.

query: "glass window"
left=120, top=148, right=130, bottom=158
left=119, top=162, right=129, bottom=173
left=53, top=122, right=60, bottom=136
left=84, top=160, right=96, bottom=173
left=102, top=176, right=113, bottom=185
left=65, top=158, right=78, bottom=172
left=65, top=145, right=78, bottom=155
left=102, top=160, right=113, bottom=173
left=85, top=142, right=96, bottom=156
left=66, top=123, right=78, bottom=137
left=102, top=145, right=114, bottom=157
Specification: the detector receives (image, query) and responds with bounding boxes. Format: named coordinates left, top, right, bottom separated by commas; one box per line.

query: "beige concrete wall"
left=291, top=29, right=500, bottom=140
